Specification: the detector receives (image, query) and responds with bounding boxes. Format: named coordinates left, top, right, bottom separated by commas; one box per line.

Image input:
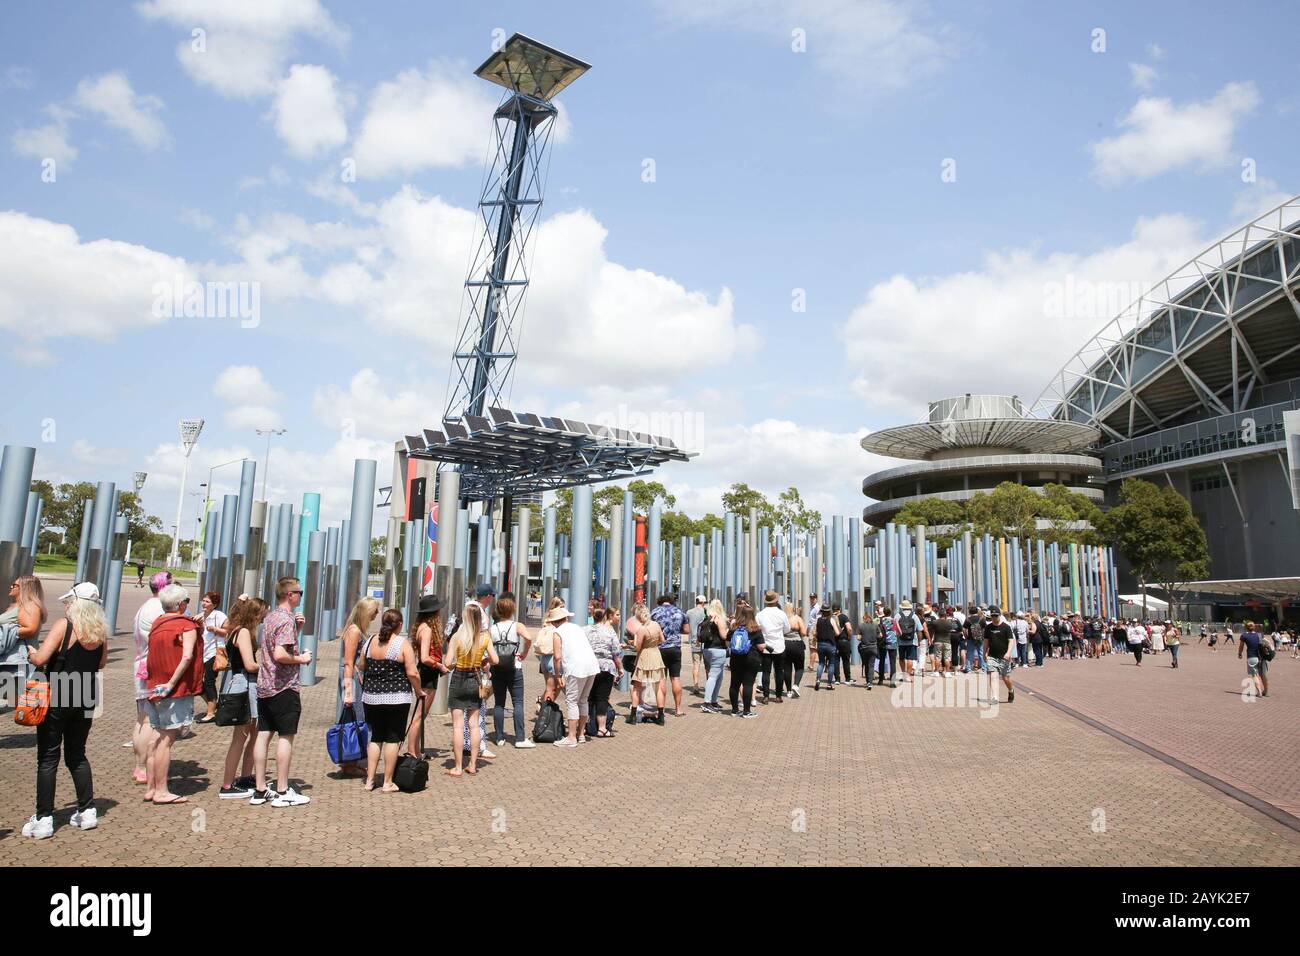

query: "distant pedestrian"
left=687, top=595, right=707, bottom=695
left=1238, top=621, right=1270, bottom=698
left=813, top=605, right=839, bottom=692
left=857, top=608, right=879, bottom=688
left=1165, top=621, right=1181, bottom=669
left=783, top=602, right=808, bottom=697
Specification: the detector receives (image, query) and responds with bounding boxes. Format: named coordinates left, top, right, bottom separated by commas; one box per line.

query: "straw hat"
left=544, top=605, right=572, bottom=624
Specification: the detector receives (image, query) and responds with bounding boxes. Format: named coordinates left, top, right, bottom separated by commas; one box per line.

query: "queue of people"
left=10, top=575, right=1289, bottom=839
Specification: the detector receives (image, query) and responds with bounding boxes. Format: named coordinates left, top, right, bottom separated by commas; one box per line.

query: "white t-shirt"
left=756, top=605, right=787, bottom=655
left=133, top=597, right=164, bottom=674
left=1013, top=619, right=1028, bottom=644
left=202, top=609, right=228, bottom=662
left=556, top=621, right=599, bottom=679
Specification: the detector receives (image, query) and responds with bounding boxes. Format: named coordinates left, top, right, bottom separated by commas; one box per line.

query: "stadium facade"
left=863, top=196, right=1300, bottom=586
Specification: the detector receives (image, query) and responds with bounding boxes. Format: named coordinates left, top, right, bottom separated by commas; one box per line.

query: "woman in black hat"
left=405, top=595, right=449, bottom=757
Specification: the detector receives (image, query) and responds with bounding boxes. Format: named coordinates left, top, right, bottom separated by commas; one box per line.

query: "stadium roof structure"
left=1033, top=196, right=1300, bottom=442
left=1183, top=577, right=1300, bottom=603
left=402, top=407, right=694, bottom=501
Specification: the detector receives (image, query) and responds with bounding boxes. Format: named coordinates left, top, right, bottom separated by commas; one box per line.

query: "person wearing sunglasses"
left=251, top=577, right=312, bottom=807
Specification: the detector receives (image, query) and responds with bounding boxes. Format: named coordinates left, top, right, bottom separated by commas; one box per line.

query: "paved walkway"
left=1, top=585, right=1296, bottom=866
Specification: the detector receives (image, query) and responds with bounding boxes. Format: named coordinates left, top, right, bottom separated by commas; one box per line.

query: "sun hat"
left=545, top=605, right=572, bottom=624
left=899, top=600, right=913, bottom=610
left=59, top=581, right=101, bottom=603
left=418, top=595, right=445, bottom=615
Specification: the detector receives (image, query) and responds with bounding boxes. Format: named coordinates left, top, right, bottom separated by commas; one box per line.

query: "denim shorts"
left=899, top=643, right=917, bottom=661
left=145, top=695, right=195, bottom=731
left=1246, top=657, right=1268, bottom=677
left=537, top=653, right=555, bottom=675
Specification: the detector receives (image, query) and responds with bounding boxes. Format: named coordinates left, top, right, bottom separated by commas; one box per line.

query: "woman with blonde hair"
left=339, top=596, right=381, bottom=779
left=533, top=596, right=565, bottom=705
left=445, top=602, right=498, bottom=777
left=23, top=582, right=108, bottom=840
left=699, top=599, right=731, bottom=713
left=406, top=595, right=449, bottom=757
left=2, top=574, right=46, bottom=700
left=218, top=597, right=265, bottom=799
left=629, top=604, right=668, bottom=726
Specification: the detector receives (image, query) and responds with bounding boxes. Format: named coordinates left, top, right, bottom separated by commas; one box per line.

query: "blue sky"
left=2, top=0, right=1296, bottom=532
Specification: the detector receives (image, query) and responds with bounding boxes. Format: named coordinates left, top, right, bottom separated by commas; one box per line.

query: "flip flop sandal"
left=152, top=795, right=188, bottom=805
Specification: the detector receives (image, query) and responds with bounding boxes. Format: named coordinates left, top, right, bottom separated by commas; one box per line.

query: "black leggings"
left=1131, top=644, right=1143, bottom=663
left=877, top=646, right=897, bottom=682
left=859, top=646, right=878, bottom=682
left=729, top=655, right=757, bottom=713
left=836, top=640, right=854, bottom=681
left=760, top=652, right=788, bottom=699
left=785, top=640, right=805, bottom=688
left=37, top=710, right=93, bottom=817
left=586, top=671, right=616, bottom=735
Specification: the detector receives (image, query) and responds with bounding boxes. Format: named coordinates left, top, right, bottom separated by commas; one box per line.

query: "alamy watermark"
left=589, top=403, right=705, bottom=452
left=152, top=276, right=261, bottom=328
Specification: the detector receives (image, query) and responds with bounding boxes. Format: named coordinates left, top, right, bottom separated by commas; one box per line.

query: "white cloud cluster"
left=11, top=106, right=77, bottom=166
left=655, top=0, right=958, bottom=91
left=311, top=368, right=436, bottom=440
left=1091, top=81, right=1259, bottom=184
left=0, top=211, right=193, bottom=357
left=273, top=63, right=348, bottom=158
left=214, top=364, right=283, bottom=430
left=135, top=0, right=346, bottom=98
left=351, top=61, right=497, bottom=177
left=839, top=213, right=1210, bottom=417
left=74, top=72, right=170, bottom=150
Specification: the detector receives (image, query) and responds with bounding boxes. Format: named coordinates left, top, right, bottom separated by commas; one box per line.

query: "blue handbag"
left=327, top=704, right=368, bottom=764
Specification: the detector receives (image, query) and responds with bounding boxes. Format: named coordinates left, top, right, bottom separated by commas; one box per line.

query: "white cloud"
left=839, top=213, right=1210, bottom=417
left=214, top=364, right=283, bottom=431
left=70, top=439, right=131, bottom=468
left=655, top=0, right=958, bottom=91
left=352, top=61, right=497, bottom=177
left=1146, top=43, right=1166, bottom=60
left=1090, top=81, right=1259, bottom=184
left=273, top=63, right=347, bottom=158
left=1230, top=177, right=1292, bottom=222
left=1128, top=63, right=1157, bottom=91
left=11, top=110, right=76, bottom=166
left=74, top=72, right=170, bottom=150
left=0, top=211, right=192, bottom=348
left=274, top=186, right=756, bottom=386
left=135, top=0, right=347, bottom=99
left=214, top=364, right=281, bottom=405
left=311, top=368, right=435, bottom=440
left=2, top=65, right=35, bottom=90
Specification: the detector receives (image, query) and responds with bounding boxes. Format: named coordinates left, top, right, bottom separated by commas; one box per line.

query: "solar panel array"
left=404, top=406, right=694, bottom=500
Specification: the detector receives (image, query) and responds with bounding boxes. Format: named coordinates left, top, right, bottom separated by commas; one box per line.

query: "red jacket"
left=146, top=613, right=204, bottom=697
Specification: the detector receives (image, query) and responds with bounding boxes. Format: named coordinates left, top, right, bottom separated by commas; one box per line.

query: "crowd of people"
left=5, top=572, right=1291, bottom=839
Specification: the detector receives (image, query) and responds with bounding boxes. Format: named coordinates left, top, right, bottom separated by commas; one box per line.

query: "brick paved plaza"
left=2, top=581, right=1296, bottom=866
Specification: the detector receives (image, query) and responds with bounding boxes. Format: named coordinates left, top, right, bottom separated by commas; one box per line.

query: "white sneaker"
left=69, top=807, right=98, bottom=830
left=271, top=787, right=310, bottom=807
left=552, top=738, right=578, bottom=748
left=480, top=747, right=496, bottom=759
left=23, top=815, right=54, bottom=839
left=789, top=687, right=801, bottom=698
left=514, top=739, right=536, bottom=749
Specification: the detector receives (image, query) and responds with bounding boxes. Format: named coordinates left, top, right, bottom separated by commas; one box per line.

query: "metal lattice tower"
left=443, top=34, right=590, bottom=424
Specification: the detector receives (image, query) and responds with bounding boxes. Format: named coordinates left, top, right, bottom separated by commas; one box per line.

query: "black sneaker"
left=1008, top=690, right=1015, bottom=703
left=219, top=784, right=253, bottom=800
left=235, top=775, right=256, bottom=790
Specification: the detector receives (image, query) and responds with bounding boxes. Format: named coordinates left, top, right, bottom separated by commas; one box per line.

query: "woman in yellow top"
left=628, top=605, right=668, bottom=726
left=444, top=603, right=498, bottom=777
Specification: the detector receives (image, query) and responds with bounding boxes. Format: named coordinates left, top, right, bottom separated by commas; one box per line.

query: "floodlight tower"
left=444, top=34, right=590, bottom=424
left=170, top=419, right=203, bottom=568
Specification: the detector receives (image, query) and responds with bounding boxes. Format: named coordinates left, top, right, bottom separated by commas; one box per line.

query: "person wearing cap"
left=981, top=606, right=1015, bottom=703
left=962, top=605, right=986, bottom=674
left=550, top=603, right=599, bottom=747
left=130, top=570, right=172, bottom=786
left=805, top=594, right=821, bottom=635
left=22, top=582, right=109, bottom=840
left=755, top=590, right=789, bottom=703
left=687, top=595, right=708, bottom=695
left=894, top=600, right=924, bottom=682
left=406, top=594, right=450, bottom=757
left=142, top=583, right=204, bottom=804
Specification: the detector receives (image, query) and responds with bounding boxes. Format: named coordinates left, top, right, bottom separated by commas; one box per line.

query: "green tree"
left=775, top=486, right=821, bottom=533
left=965, top=482, right=1041, bottom=542
left=553, top=480, right=675, bottom=538
left=721, top=482, right=778, bottom=528
left=893, top=498, right=969, bottom=550
left=1039, top=483, right=1104, bottom=546
left=1100, top=479, right=1210, bottom=618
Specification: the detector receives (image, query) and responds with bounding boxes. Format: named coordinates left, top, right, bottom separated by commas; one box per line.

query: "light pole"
left=256, top=428, right=287, bottom=499
left=126, top=472, right=146, bottom=564
left=170, top=420, right=204, bottom=568
left=199, top=457, right=248, bottom=546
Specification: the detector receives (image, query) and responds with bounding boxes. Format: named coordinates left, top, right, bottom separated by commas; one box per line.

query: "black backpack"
left=491, top=621, right=520, bottom=673
left=898, top=612, right=917, bottom=640
left=1258, top=635, right=1276, bottom=662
